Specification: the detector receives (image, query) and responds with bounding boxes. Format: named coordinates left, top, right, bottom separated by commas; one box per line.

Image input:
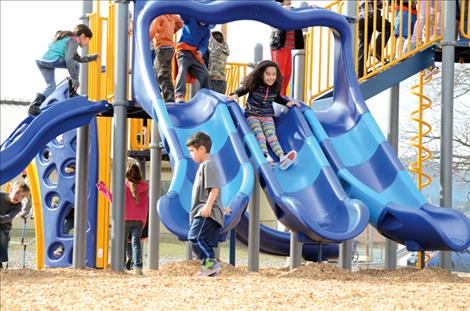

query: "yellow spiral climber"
left=409, top=71, right=433, bottom=191
left=409, top=70, right=434, bottom=269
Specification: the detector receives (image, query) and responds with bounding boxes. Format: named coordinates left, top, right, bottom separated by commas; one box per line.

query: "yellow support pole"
left=95, top=117, right=112, bottom=269
left=26, top=162, right=44, bottom=270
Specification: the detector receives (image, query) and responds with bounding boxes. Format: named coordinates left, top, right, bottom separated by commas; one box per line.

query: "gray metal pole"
left=254, top=43, right=263, bottom=64
left=289, top=232, right=302, bottom=269
left=248, top=173, right=260, bottom=272
left=384, top=84, right=400, bottom=269
left=338, top=0, right=357, bottom=271
left=137, top=160, right=146, bottom=179
left=110, top=0, right=129, bottom=271
left=148, top=121, right=161, bottom=269
left=248, top=44, right=263, bottom=272
left=72, top=0, right=93, bottom=269
left=292, top=50, right=305, bottom=101
left=186, top=242, right=193, bottom=260
left=439, top=0, right=456, bottom=272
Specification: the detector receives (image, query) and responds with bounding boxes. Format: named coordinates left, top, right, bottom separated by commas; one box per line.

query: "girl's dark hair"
left=55, top=24, right=93, bottom=41
left=126, top=162, right=143, bottom=202
left=211, top=31, right=224, bottom=44
left=242, top=60, right=282, bottom=93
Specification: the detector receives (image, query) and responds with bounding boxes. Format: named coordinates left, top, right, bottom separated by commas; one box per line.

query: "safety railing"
left=225, top=62, right=249, bottom=106
left=460, top=0, right=470, bottom=40
left=304, top=0, right=445, bottom=104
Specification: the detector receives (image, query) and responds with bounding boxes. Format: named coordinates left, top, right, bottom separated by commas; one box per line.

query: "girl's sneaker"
left=175, top=95, right=185, bottom=103
left=265, top=154, right=276, bottom=167
left=279, top=150, right=297, bottom=170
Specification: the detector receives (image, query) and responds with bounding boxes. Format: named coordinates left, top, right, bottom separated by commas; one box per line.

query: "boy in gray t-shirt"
left=186, top=132, right=231, bottom=276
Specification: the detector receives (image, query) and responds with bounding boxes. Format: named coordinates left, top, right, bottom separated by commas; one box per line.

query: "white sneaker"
left=265, top=154, right=276, bottom=167
left=53, top=247, right=64, bottom=257
left=279, top=150, right=297, bottom=170
left=423, top=66, right=440, bottom=80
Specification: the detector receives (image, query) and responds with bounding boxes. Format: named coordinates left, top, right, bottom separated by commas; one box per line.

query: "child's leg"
left=123, top=221, right=132, bottom=266
left=0, top=229, right=9, bottom=263
left=187, top=217, right=216, bottom=262
left=188, top=60, right=210, bottom=89
left=130, top=221, right=144, bottom=269
left=154, top=47, right=176, bottom=102
left=175, top=51, right=191, bottom=99
left=260, top=117, right=284, bottom=158
left=36, top=61, right=57, bottom=98
left=247, top=116, right=269, bottom=155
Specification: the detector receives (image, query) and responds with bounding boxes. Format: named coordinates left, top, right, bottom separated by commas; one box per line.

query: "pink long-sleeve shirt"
left=97, top=180, right=149, bottom=222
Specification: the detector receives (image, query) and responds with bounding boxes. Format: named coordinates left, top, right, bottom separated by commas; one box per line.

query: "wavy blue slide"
left=227, top=101, right=369, bottom=243
left=131, top=0, right=369, bottom=260
left=303, top=23, right=470, bottom=251
left=0, top=84, right=109, bottom=185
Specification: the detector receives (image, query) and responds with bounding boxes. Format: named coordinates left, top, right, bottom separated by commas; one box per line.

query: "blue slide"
left=0, top=83, right=109, bottom=185
left=301, top=16, right=470, bottom=251
left=227, top=101, right=369, bottom=243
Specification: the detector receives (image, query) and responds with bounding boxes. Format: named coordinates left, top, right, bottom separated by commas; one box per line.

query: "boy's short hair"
left=186, top=132, right=212, bottom=152
left=211, top=31, right=224, bottom=44
left=12, top=181, right=30, bottom=193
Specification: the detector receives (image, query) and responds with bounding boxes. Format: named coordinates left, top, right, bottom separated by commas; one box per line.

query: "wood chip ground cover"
left=1, top=261, right=469, bottom=310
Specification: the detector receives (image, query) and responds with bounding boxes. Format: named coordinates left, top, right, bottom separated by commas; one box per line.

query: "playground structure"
left=1, top=0, right=470, bottom=272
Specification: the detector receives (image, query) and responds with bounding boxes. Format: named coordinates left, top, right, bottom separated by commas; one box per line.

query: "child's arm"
left=175, top=15, right=184, bottom=33
left=201, top=187, right=219, bottom=218
left=274, top=94, right=301, bottom=108
left=198, top=29, right=211, bottom=56
left=228, top=86, right=248, bottom=101
left=64, top=40, right=98, bottom=89
left=96, top=181, right=113, bottom=203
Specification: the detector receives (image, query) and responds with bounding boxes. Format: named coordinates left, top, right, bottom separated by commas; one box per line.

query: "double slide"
left=132, top=0, right=470, bottom=257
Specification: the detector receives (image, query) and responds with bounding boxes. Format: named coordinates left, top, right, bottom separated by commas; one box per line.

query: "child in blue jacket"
left=28, top=24, right=98, bottom=116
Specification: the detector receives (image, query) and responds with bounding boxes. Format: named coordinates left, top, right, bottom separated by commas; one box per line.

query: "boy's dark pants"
left=175, top=50, right=210, bottom=97
left=188, top=217, right=220, bottom=261
left=154, top=47, right=176, bottom=102
left=0, top=228, right=10, bottom=263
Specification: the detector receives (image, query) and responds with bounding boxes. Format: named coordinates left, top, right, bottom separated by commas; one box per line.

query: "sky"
left=0, top=0, right=275, bottom=101
left=0, top=0, right=432, bottom=131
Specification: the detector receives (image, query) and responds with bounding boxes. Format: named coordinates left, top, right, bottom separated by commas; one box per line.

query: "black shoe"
left=28, top=93, right=46, bottom=116
left=68, top=79, right=79, bottom=97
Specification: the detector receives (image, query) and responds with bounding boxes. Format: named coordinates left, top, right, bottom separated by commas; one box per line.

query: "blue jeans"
left=36, top=58, right=79, bottom=98
left=0, top=229, right=10, bottom=263
left=124, top=220, right=143, bottom=269
left=188, top=217, right=221, bottom=261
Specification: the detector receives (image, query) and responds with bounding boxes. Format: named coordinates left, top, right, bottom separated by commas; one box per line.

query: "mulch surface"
left=1, top=261, right=469, bottom=310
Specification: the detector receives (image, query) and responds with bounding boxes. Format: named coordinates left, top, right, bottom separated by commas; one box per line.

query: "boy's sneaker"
left=197, top=258, right=221, bottom=277
left=279, top=150, right=297, bottom=171
left=265, top=154, right=276, bottom=167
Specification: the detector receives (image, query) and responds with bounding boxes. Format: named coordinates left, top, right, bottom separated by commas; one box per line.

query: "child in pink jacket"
left=97, top=162, right=148, bottom=275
